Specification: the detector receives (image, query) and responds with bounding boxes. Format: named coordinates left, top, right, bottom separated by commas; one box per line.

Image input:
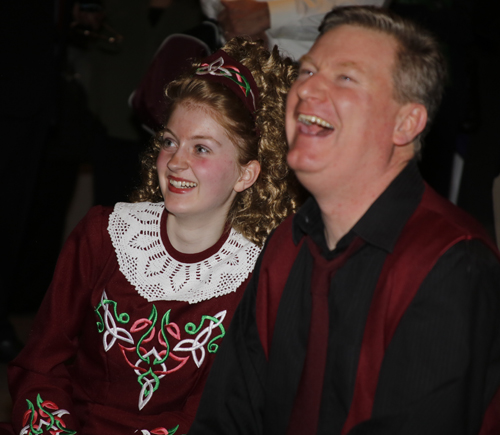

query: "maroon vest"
left=255, top=186, right=500, bottom=434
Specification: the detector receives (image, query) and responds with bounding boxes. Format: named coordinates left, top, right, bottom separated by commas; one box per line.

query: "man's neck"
left=315, top=159, right=410, bottom=250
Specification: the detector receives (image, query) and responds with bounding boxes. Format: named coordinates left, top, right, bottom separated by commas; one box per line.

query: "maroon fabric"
left=255, top=185, right=500, bottom=434
left=131, top=34, right=210, bottom=132
left=286, top=237, right=364, bottom=435
left=195, top=50, right=260, bottom=121
left=480, top=387, right=500, bottom=435
left=0, top=422, right=14, bottom=435
left=255, top=215, right=302, bottom=359
left=6, top=206, right=251, bottom=435
left=341, top=186, right=500, bottom=434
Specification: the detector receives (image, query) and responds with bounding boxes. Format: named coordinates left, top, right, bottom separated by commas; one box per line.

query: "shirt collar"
left=292, top=159, right=424, bottom=253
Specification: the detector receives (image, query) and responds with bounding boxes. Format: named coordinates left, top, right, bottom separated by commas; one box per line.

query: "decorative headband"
left=195, top=50, right=260, bottom=123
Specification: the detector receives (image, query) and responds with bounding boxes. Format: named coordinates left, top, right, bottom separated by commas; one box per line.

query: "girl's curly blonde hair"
left=130, top=37, right=303, bottom=246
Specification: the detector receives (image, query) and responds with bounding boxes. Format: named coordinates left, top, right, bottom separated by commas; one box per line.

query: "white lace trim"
left=108, top=202, right=262, bottom=304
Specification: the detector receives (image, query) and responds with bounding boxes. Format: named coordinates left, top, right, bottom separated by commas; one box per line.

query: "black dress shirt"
left=189, top=161, right=500, bottom=435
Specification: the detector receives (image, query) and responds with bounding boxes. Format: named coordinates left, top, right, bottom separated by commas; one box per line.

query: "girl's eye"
left=160, top=138, right=176, bottom=149
left=195, top=145, right=209, bottom=154
left=341, top=75, right=352, bottom=82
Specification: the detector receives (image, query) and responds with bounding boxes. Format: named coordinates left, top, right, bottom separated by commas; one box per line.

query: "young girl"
left=5, top=38, right=300, bottom=435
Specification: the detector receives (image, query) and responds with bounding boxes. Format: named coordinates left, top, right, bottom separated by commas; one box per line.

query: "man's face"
left=286, top=25, right=405, bottom=194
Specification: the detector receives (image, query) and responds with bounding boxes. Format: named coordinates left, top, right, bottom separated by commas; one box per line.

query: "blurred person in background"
left=201, top=0, right=392, bottom=60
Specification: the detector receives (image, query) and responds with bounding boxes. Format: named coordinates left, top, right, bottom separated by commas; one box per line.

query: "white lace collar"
left=108, top=202, right=262, bottom=304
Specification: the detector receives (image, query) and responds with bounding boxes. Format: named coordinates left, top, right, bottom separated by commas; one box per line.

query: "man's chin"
left=287, top=147, right=318, bottom=173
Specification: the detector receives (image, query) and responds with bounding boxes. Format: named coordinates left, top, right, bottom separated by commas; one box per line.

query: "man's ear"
left=393, top=103, right=428, bottom=146
left=234, top=160, right=261, bottom=193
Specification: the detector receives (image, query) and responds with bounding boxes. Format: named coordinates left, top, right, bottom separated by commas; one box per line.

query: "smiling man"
left=188, top=6, right=500, bottom=435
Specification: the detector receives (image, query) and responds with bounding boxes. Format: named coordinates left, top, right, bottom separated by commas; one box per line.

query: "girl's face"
left=157, top=102, right=252, bottom=226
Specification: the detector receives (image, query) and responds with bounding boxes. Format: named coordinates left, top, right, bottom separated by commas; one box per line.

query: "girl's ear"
left=234, top=160, right=261, bottom=193
left=393, top=103, right=428, bottom=146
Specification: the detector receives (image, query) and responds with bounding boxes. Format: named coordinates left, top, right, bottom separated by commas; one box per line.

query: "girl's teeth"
left=169, top=179, right=197, bottom=188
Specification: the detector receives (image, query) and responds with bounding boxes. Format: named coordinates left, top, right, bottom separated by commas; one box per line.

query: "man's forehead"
left=299, top=53, right=367, bottom=72
left=298, top=54, right=314, bottom=66
left=303, top=25, right=397, bottom=71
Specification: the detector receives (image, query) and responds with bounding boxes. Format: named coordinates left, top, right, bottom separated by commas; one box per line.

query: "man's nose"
left=296, top=74, right=327, bottom=102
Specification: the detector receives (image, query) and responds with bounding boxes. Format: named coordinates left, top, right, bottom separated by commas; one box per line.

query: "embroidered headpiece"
left=195, top=50, right=260, bottom=123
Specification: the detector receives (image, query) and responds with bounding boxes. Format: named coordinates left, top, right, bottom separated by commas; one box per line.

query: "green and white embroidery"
left=95, top=291, right=226, bottom=410
left=20, top=394, right=75, bottom=435
left=139, top=424, right=182, bottom=435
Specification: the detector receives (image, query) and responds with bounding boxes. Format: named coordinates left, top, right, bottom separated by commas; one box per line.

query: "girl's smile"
left=157, top=102, right=249, bottom=228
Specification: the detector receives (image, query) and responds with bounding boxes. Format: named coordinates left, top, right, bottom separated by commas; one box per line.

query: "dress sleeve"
left=188, top=254, right=268, bottom=435
left=348, top=239, right=500, bottom=435
left=8, top=206, right=113, bottom=435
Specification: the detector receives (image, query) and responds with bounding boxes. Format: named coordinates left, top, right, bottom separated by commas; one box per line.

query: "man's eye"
left=341, top=75, right=352, bottom=82
left=299, top=68, right=314, bottom=77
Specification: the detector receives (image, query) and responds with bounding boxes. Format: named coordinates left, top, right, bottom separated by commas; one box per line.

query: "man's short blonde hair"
left=320, top=6, right=447, bottom=152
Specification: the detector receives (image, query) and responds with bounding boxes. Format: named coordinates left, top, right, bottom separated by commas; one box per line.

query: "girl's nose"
left=167, top=147, right=189, bottom=172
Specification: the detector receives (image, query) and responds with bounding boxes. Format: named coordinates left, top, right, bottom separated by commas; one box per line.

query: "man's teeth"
left=169, top=179, right=197, bottom=188
left=298, top=114, right=333, bottom=129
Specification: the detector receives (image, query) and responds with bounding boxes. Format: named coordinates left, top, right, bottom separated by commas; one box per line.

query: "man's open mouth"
left=297, top=114, right=334, bottom=136
left=298, top=114, right=333, bottom=129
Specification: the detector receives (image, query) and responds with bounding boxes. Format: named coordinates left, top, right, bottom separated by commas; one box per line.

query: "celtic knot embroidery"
left=174, top=311, right=226, bottom=367
left=196, top=56, right=256, bottom=111
left=95, top=291, right=227, bottom=410
left=95, top=294, right=132, bottom=351
left=139, top=424, right=182, bottom=435
left=20, top=394, right=75, bottom=435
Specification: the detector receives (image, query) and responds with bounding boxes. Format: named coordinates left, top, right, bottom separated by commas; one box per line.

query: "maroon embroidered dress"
left=7, top=202, right=261, bottom=435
